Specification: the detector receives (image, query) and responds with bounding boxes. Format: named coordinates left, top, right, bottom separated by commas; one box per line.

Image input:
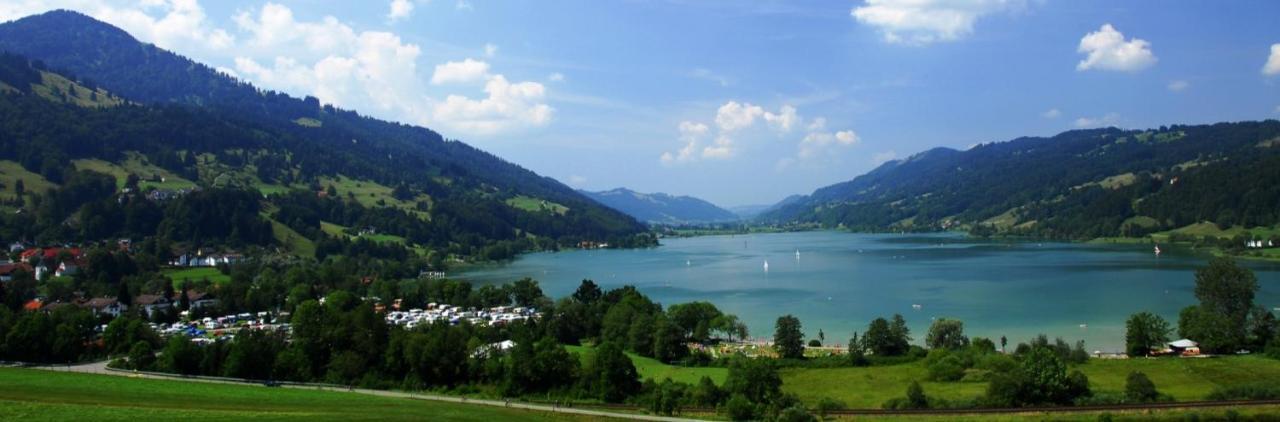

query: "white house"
left=55, top=261, right=79, bottom=277
left=84, top=297, right=127, bottom=318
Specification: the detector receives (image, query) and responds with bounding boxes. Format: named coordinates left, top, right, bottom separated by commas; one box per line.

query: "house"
left=84, top=297, right=127, bottom=318
left=182, top=290, right=219, bottom=310
left=34, top=264, right=51, bottom=281
left=55, top=261, right=80, bottom=277
left=22, top=298, right=42, bottom=312
left=1168, top=339, right=1201, bottom=356
left=135, top=294, right=172, bottom=317
left=0, top=262, right=31, bottom=282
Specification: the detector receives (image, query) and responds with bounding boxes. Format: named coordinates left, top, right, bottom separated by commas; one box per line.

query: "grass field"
left=0, top=160, right=56, bottom=203
left=73, top=153, right=198, bottom=190
left=162, top=267, right=231, bottom=286
left=782, top=355, right=1280, bottom=408
left=0, top=368, right=592, bottom=421
left=566, top=345, right=728, bottom=385
left=319, top=175, right=431, bottom=220
left=506, top=195, right=569, bottom=215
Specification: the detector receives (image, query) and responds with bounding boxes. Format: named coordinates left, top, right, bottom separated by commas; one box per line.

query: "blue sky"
left=3, top=1, right=1279, bottom=207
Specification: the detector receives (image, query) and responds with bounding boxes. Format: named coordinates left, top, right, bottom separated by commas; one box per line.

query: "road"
left=29, top=360, right=701, bottom=422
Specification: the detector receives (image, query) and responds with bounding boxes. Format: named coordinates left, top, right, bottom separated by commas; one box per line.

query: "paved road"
left=29, top=361, right=701, bottom=422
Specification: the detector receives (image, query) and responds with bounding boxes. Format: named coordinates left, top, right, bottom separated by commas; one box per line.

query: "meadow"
left=0, top=368, right=594, bottom=422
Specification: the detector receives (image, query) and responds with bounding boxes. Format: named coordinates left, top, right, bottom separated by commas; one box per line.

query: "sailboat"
left=1154, top=244, right=1162, bottom=256
left=795, top=249, right=800, bottom=260
left=763, top=260, right=769, bottom=272
left=686, top=259, right=691, bottom=266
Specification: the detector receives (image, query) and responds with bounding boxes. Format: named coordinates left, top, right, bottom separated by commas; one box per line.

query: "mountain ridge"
left=579, top=188, right=738, bottom=225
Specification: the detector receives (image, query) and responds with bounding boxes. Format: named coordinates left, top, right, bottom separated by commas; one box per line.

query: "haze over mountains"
left=579, top=188, right=737, bottom=225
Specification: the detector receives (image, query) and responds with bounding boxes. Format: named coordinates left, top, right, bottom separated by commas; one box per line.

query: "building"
left=182, top=290, right=219, bottom=310
left=84, top=297, right=127, bottom=318
left=135, top=294, right=172, bottom=317
left=55, top=261, right=80, bottom=277
left=0, top=262, right=32, bottom=282
left=1168, top=339, right=1201, bottom=356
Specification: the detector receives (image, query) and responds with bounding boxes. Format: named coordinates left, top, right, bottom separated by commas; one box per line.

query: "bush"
left=926, top=354, right=966, bottom=382
left=127, top=341, right=154, bottom=370
left=1124, top=371, right=1160, bottom=403
left=815, top=397, right=846, bottom=419
left=1207, top=382, right=1280, bottom=401
left=776, top=405, right=816, bottom=422
left=724, top=394, right=757, bottom=421
left=808, top=339, right=822, bottom=347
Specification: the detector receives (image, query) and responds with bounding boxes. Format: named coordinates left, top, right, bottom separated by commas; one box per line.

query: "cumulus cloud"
left=388, top=0, right=413, bottom=22
left=660, top=121, right=710, bottom=165
left=432, top=75, right=553, bottom=135
left=662, top=102, right=858, bottom=166
left=0, top=0, right=234, bottom=56
left=715, top=101, right=765, bottom=132
left=1264, top=43, right=1280, bottom=76
left=851, top=0, right=1025, bottom=45
left=430, top=58, right=490, bottom=85
left=1041, top=108, right=1061, bottom=119
left=1074, top=113, right=1121, bottom=128
left=1076, top=24, right=1157, bottom=72
left=1167, top=80, right=1189, bottom=92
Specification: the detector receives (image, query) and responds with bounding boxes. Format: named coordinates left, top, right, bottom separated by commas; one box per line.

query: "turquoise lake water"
left=458, top=231, right=1280, bottom=352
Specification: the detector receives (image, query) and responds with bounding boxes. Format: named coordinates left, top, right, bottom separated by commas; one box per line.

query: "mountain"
left=761, top=121, right=1280, bottom=240
left=729, top=195, right=805, bottom=219
left=580, top=188, right=738, bottom=224
left=0, top=10, right=652, bottom=261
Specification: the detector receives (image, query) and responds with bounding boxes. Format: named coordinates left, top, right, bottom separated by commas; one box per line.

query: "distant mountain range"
left=761, top=122, right=1280, bottom=239
left=0, top=10, right=651, bottom=258
left=728, top=195, right=805, bottom=219
left=579, top=188, right=738, bottom=225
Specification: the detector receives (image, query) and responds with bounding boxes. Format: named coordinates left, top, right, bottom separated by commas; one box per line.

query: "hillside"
left=0, top=10, right=652, bottom=262
left=761, top=122, right=1280, bottom=240
left=580, top=188, right=738, bottom=224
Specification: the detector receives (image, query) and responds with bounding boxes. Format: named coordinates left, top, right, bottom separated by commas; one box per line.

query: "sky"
left=2, top=0, right=1279, bottom=207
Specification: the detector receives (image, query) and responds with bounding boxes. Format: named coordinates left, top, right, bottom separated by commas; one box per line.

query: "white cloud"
left=1264, top=43, right=1280, bottom=76
left=1041, top=108, right=1061, bottom=119
left=763, top=105, right=799, bottom=132
left=484, top=43, right=498, bottom=58
left=431, top=75, right=553, bottom=135
left=1076, top=24, right=1157, bottom=72
left=548, top=72, right=565, bottom=82
left=388, top=0, right=413, bottom=22
left=0, top=0, right=234, bottom=55
left=872, top=150, right=898, bottom=165
left=851, top=0, right=1025, bottom=45
left=455, top=0, right=473, bottom=11
left=1074, top=113, right=1121, bottom=128
left=660, top=121, right=709, bottom=165
left=430, top=58, right=490, bottom=85
left=715, top=101, right=765, bottom=132
left=1167, top=80, right=1189, bottom=92
left=799, top=130, right=860, bottom=158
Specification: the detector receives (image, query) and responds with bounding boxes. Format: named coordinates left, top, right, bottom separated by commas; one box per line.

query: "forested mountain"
left=0, top=10, right=652, bottom=263
left=580, top=188, right=737, bottom=224
left=761, top=121, right=1280, bottom=240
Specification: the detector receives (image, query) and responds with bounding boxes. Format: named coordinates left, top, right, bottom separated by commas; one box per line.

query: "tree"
left=668, top=302, right=723, bottom=343
left=1125, top=311, right=1170, bottom=357
left=511, top=277, right=544, bottom=308
left=13, top=179, right=23, bottom=197
left=127, top=340, right=155, bottom=370
left=161, top=336, right=202, bottom=375
left=581, top=341, right=640, bottom=403
left=773, top=314, right=805, bottom=359
left=1124, top=371, right=1160, bottom=403
left=1178, top=305, right=1235, bottom=354
left=1001, top=335, right=1008, bottom=352
left=1188, top=257, right=1259, bottom=352
left=1248, top=307, right=1278, bottom=351
left=652, top=313, right=688, bottom=362
left=986, top=347, right=1091, bottom=407
left=572, top=279, right=602, bottom=304
left=925, top=318, right=969, bottom=350
left=905, top=381, right=928, bottom=409
left=723, top=357, right=782, bottom=408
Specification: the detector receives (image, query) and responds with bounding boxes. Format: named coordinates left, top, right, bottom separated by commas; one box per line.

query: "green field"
left=782, top=355, right=1280, bottom=408
left=319, top=174, right=431, bottom=220
left=73, top=153, right=198, bottom=190
left=566, top=345, right=728, bottom=385
left=0, top=368, right=591, bottom=421
left=506, top=195, right=569, bottom=215
left=0, top=160, right=56, bottom=203
left=162, top=267, right=232, bottom=286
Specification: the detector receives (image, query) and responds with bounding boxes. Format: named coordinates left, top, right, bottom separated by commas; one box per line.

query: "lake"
left=458, top=231, right=1280, bottom=352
